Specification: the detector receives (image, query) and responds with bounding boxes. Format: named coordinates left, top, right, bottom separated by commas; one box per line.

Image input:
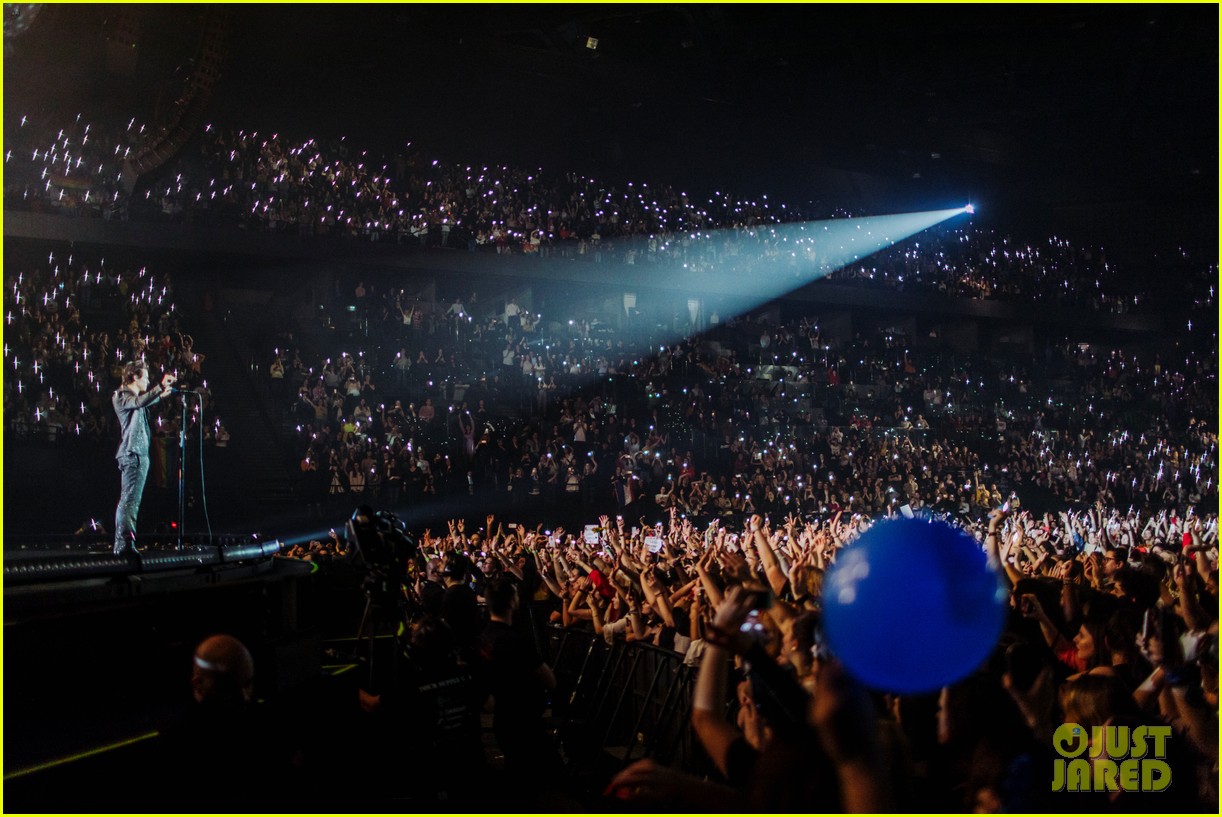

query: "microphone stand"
left=171, top=387, right=201, bottom=551
left=178, top=389, right=188, bottom=551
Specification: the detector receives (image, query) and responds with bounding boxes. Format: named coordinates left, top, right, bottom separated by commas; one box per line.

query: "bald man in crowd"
left=190, top=634, right=256, bottom=705
left=155, top=634, right=289, bottom=809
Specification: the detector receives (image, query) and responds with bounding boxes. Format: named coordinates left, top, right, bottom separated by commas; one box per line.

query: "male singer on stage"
left=113, top=360, right=176, bottom=555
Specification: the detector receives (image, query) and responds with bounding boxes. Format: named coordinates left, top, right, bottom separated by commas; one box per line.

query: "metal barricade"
left=545, top=626, right=701, bottom=775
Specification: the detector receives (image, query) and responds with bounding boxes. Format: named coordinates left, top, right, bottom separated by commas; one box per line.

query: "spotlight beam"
left=663, top=206, right=972, bottom=323
left=265, top=207, right=970, bottom=542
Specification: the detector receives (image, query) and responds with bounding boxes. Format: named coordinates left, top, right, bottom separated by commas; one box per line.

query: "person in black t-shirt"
left=394, top=616, right=486, bottom=802
left=479, top=577, right=558, bottom=784
left=416, top=556, right=445, bottom=618
left=440, top=552, right=483, bottom=663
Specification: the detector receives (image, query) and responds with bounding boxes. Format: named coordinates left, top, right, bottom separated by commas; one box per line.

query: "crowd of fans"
left=3, top=112, right=139, bottom=219
left=259, top=272, right=1216, bottom=810
left=2, top=246, right=226, bottom=453
left=5, top=107, right=1218, bottom=812
left=268, top=278, right=1216, bottom=530
left=261, top=499, right=1219, bottom=810
left=8, top=109, right=1216, bottom=315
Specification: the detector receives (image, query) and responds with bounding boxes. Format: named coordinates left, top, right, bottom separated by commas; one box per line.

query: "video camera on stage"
left=345, top=505, right=418, bottom=574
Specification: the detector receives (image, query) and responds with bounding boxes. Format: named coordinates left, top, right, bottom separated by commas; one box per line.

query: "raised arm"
left=748, top=514, right=788, bottom=597
left=690, top=587, right=750, bottom=777
left=535, top=551, right=564, bottom=598
left=1019, top=593, right=1071, bottom=657
left=694, top=548, right=725, bottom=608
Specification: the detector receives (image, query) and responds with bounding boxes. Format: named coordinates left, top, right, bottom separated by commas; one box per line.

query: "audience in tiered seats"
left=9, top=110, right=1213, bottom=314
left=3, top=246, right=223, bottom=449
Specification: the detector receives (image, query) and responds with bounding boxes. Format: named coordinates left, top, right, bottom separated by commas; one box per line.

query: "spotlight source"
left=964, top=204, right=975, bottom=214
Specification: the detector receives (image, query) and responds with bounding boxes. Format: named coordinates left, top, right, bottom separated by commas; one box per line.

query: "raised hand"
left=705, top=585, right=757, bottom=653
left=1083, top=556, right=1099, bottom=584
left=1018, top=593, right=1046, bottom=620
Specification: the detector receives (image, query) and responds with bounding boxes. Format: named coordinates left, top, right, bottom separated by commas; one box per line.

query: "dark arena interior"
left=2, top=4, right=1218, bottom=813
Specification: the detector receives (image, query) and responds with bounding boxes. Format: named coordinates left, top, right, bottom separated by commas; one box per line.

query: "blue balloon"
left=822, top=517, right=1007, bottom=694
